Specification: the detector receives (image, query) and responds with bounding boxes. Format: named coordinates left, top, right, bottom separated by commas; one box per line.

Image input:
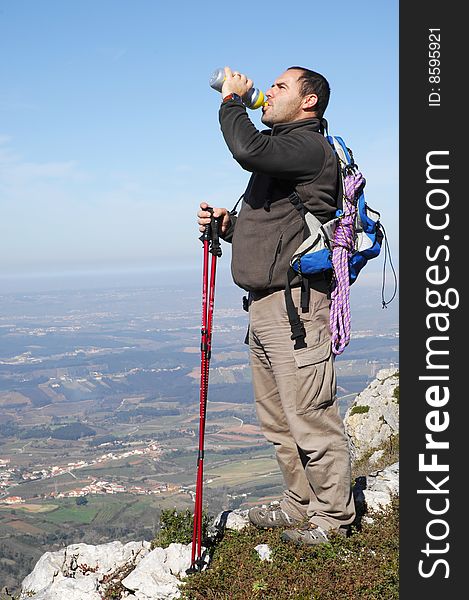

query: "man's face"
left=261, top=69, right=305, bottom=127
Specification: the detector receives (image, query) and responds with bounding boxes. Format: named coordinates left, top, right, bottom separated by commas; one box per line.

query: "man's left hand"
left=221, top=66, right=253, bottom=98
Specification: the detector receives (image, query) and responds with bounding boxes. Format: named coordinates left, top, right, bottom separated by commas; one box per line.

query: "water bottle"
left=209, top=68, right=265, bottom=110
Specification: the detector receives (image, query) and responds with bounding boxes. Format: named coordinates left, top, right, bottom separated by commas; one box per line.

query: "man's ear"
left=303, top=94, right=318, bottom=111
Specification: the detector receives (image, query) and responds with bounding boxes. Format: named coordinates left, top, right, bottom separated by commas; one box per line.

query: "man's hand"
left=198, top=202, right=231, bottom=234
left=221, top=66, right=253, bottom=99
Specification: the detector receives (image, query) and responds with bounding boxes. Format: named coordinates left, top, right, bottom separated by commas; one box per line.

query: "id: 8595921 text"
left=428, top=28, right=441, bottom=107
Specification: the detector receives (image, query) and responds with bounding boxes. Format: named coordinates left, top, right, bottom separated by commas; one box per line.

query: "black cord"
left=380, top=223, right=398, bottom=308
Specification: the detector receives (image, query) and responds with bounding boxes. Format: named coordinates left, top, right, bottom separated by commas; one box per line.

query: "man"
left=198, top=66, right=356, bottom=545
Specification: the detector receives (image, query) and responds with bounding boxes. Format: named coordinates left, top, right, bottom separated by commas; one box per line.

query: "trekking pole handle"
left=198, top=206, right=222, bottom=256
left=199, top=206, right=214, bottom=243
left=210, top=214, right=222, bottom=258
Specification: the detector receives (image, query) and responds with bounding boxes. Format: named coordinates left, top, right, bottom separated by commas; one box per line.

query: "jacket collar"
left=270, top=117, right=323, bottom=136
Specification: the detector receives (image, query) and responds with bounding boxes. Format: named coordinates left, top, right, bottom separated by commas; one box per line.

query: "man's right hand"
left=197, top=202, right=231, bottom=234
left=221, top=66, right=253, bottom=99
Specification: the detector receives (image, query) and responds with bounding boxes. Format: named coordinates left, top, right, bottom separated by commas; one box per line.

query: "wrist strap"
left=222, top=93, right=242, bottom=104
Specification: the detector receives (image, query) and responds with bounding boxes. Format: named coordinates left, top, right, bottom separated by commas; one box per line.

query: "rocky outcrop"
left=19, top=541, right=202, bottom=600
left=120, top=543, right=201, bottom=600
left=364, top=462, right=399, bottom=512
left=353, top=461, right=399, bottom=517
left=209, top=508, right=250, bottom=534
left=19, top=510, right=253, bottom=600
left=344, top=367, right=399, bottom=463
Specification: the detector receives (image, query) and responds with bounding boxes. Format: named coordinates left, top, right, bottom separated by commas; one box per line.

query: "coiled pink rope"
left=330, top=171, right=365, bottom=355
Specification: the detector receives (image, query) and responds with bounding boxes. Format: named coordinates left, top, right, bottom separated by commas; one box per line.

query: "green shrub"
left=350, top=404, right=370, bottom=416
left=393, top=386, right=400, bottom=403
left=152, top=508, right=210, bottom=549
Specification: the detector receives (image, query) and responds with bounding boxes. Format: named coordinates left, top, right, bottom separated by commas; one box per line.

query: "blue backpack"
left=284, top=131, right=393, bottom=352
left=289, top=135, right=383, bottom=284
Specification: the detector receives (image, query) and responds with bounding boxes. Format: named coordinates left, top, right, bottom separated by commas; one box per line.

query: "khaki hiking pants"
left=248, top=286, right=356, bottom=531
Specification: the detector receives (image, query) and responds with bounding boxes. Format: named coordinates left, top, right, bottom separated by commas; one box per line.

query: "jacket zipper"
left=268, top=236, right=283, bottom=285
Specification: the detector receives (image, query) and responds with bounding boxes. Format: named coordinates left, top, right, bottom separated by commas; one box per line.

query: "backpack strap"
left=284, top=192, right=321, bottom=349
left=285, top=146, right=342, bottom=351
left=288, top=190, right=306, bottom=218
left=230, top=193, right=244, bottom=217
left=285, top=269, right=307, bottom=350
left=326, top=135, right=354, bottom=214
left=288, top=190, right=312, bottom=308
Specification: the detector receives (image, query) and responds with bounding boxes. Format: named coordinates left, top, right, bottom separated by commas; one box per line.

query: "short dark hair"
left=287, top=66, right=331, bottom=117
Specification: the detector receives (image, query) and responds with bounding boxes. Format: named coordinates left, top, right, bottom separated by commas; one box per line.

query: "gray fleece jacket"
left=219, top=99, right=338, bottom=292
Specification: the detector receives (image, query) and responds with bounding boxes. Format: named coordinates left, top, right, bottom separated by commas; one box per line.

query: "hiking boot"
left=281, top=523, right=348, bottom=547
left=248, top=504, right=301, bottom=529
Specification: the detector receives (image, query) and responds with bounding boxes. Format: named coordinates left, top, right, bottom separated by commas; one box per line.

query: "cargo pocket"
left=293, top=337, right=336, bottom=413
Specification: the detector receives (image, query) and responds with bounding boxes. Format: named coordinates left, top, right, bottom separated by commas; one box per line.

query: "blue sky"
left=0, top=0, right=398, bottom=283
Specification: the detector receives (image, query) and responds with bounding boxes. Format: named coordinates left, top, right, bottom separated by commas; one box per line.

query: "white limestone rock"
left=221, top=508, right=250, bottom=531
left=344, top=368, right=399, bottom=462
left=363, top=462, right=399, bottom=512
left=368, top=449, right=386, bottom=466
left=254, top=544, right=272, bottom=562
left=20, top=540, right=150, bottom=600
left=121, top=543, right=194, bottom=600
left=19, top=551, right=65, bottom=598
left=208, top=509, right=250, bottom=541
left=225, top=508, right=250, bottom=530
left=21, top=576, right=101, bottom=600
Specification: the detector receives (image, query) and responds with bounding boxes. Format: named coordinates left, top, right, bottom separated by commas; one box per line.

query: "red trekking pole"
left=189, top=208, right=222, bottom=571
